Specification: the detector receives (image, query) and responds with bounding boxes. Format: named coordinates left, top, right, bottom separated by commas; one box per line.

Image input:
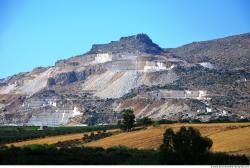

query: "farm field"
left=6, top=129, right=118, bottom=147
left=0, top=125, right=117, bottom=144
left=4, top=123, right=250, bottom=158
left=84, top=123, right=250, bottom=158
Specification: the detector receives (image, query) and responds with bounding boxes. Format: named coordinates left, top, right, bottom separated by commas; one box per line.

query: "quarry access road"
left=5, top=129, right=119, bottom=147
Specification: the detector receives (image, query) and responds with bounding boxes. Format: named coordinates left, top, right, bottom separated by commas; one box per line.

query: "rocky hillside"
left=167, top=33, right=250, bottom=70
left=88, top=33, right=163, bottom=54
left=0, top=33, right=249, bottom=126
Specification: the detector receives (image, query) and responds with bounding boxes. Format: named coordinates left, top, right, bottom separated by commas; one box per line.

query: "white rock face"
left=144, top=61, right=167, bottom=72
left=198, top=90, right=208, bottom=100
left=0, top=84, right=16, bottom=94
left=82, top=69, right=178, bottom=99
left=95, top=53, right=112, bottom=63
left=206, top=107, right=212, bottom=112
left=148, top=90, right=208, bottom=100
left=72, top=107, right=81, bottom=117
left=199, top=62, right=214, bottom=69
left=27, top=107, right=82, bottom=126
left=82, top=70, right=140, bottom=98
left=0, top=68, right=56, bottom=95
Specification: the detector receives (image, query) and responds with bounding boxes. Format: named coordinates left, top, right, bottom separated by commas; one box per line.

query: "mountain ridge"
left=87, top=33, right=163, bottom=54
left=0, top=32, right=249, bottom=126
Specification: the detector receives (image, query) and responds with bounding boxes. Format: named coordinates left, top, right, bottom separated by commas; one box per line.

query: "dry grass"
left=84, top=123, right=250, bottom=157
left=6, top=123, right=250, bottom=158
left=6, top=129, right=118, bottom=147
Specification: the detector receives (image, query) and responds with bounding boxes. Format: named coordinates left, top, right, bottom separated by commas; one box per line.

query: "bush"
left=82, top=132, right=113, bottom=143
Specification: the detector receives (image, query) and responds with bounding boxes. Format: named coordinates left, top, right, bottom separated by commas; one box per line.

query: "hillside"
left=0, top=33, right=250, bottom=126
left=167, top=33, right=250, bottom=70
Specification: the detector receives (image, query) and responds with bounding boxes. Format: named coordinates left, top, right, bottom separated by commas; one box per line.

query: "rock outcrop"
left=89, top=34, right=163, bottom=54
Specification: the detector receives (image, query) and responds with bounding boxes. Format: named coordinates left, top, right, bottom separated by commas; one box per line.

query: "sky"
left=0, top=0, right=249, bottom=78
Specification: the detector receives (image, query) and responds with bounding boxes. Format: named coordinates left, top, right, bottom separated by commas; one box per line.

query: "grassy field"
left=5, top=123, right=250, bottom=158
left=84, top=123, right=250, bottom=158
left=6, top=129, right=119, bottom=147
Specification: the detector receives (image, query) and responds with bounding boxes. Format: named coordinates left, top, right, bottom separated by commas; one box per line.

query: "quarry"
left=145, top=90, right=209, bottom=100
left=0, top=33, right=249, bottom=126
left=92, top=52, right=172, bottom=72
left=17, top=99, right=83, bottom=126
left=94, top=53, right=112, bottom=63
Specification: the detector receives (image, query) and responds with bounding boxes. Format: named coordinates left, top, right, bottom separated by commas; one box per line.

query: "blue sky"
left=0, top=0, right=249, bottom=78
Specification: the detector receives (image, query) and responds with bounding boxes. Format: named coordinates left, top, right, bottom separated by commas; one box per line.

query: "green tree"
left=160, top=126, right=213, bottom=164
left=136, top=117, right=153, bottom=127
left=119, top=109, right=135, bottom=132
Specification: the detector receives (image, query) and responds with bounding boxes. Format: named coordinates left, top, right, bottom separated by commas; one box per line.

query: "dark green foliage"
left=0, top=125, right=117, bottom=145
left=159, top=127, right=249, bottom=164
left=118, top=109, right=135, bottom=131
left=0, top=145, right=158, bottom=165
left=136, top=117, right=153, bottom=126
left=82, top=132, right=113, bottom=143
left=157, top=119, right=178, bottom=124
left=0, top=144, right=247, bottom=165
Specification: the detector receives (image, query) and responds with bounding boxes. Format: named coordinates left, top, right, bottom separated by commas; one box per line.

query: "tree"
left=118, top=109, right=135, bottom=132
left=136, top=117, right=153, bottom=127
left=160, top=126, right=213, bottom=164
left=117, top=120, right=123, bottom=130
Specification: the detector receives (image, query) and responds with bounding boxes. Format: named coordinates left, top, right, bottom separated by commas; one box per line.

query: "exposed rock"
left=88, top=33, right=163, bottom=54
left=0, top=33, right=250, bottom=126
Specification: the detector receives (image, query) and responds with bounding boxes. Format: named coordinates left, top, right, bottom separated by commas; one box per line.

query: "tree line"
left=0, top=125, right=117, bottom=145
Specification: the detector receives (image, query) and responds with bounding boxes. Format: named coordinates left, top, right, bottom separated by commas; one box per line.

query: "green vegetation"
left=118, top=109, right=135, bottom=131
left=136, top=117, right=153, bottom=127
left=0, top=126, right=248, bottom=165
left=82, top=131, right=113, bottom=143
left=0, top=145, right=159, bottom=165
left=55, top=131, right=115, bottom=148
left=159, top=126, right=249, bottom=164
left=0, top=125, right=117, bottom=145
